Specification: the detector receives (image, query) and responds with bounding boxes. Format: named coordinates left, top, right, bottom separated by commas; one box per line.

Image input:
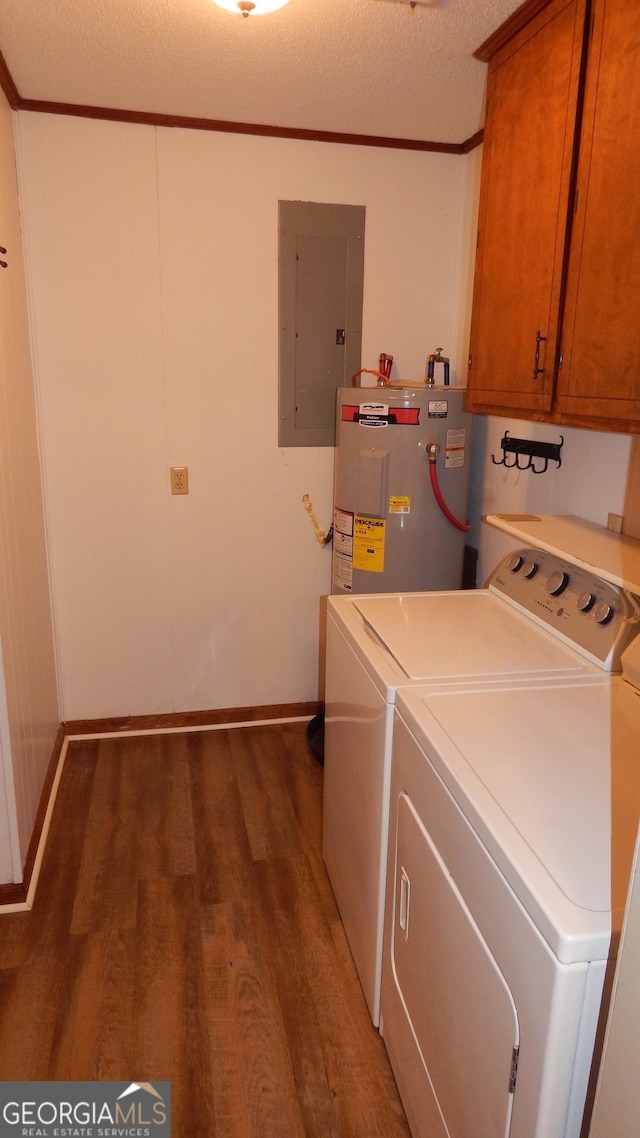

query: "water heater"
left=332, top=386, right=472, bottom=594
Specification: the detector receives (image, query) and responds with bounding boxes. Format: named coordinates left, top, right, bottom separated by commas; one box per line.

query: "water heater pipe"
left=426, top=444, right=471, bottom=533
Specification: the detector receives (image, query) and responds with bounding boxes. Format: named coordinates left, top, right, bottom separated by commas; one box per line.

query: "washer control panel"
left=488, top=547, right=640, bottom=669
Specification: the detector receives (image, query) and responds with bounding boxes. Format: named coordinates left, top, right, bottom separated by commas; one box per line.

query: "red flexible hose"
left=429, top=459, right=471, bottom=532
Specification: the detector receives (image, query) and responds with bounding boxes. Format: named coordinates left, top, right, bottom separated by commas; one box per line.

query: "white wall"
left=469, top=414, right=632, bottom=585
left=0, top=91, right=59, bottom=879
left=15, top=113, right=635, bottom=722
left=17, top=113, right=470, bottom=721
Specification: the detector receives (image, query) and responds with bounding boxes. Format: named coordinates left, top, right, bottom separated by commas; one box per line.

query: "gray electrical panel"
left=278, top=200, right=365, bottom=447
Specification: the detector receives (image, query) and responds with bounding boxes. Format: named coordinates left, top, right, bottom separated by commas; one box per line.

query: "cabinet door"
left=556, top=0, right=640, bottom=431
left=466, top=0, right=587, bottom=418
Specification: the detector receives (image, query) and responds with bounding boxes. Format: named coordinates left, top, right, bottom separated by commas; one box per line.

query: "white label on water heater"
left=333, top=508, right=354, bottom=589
left=334, top=507, right=354, bottom=543
left=445, top=428, right=466, bottom=469
left=428, top=400, right=448, bottom=418
left=333, top=555, right=353, bottom=589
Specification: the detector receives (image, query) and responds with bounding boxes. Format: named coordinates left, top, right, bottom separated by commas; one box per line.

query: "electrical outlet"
left=607, top=512, right=623, bottom=533
left=170, top=466, right=189, bottom=495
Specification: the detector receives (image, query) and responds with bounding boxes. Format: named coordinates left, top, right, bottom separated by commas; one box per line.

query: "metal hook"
left=515, top=451, right=532, bottom=471
left=530, top=456, right=550, bottom=474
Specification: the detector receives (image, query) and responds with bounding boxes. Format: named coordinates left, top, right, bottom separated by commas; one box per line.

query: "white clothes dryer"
left=381, top=644, right=640, bottom=1138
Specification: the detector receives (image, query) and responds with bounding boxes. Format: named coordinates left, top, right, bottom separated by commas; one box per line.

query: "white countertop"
left=485, top=514, right=640, bottom=596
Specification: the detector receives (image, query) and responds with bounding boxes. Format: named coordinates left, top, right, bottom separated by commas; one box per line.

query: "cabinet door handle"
left=533, top=330, right=547, bottom=378
left=399, top=868, right=410, bottom=939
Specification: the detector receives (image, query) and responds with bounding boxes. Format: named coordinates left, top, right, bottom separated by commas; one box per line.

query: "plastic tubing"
left=302, top=494, right=333, bottom=546
left=428, top=458, right=471, bottom=533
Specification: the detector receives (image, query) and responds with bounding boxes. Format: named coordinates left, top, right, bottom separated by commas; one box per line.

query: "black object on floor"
left=306, top=711, right=325, bottom=766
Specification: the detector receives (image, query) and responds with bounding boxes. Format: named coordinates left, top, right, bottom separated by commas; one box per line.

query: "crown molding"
left=1, top=49, right=483, bottom=153
left=474, top=0, right=553, bottom=61
left=0, top=49, right=20, bottom=108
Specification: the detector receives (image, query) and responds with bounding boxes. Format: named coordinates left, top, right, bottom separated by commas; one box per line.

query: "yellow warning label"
left=353, top=516, right=385, bottom=573
left=389, top=495, right=411, bottom=514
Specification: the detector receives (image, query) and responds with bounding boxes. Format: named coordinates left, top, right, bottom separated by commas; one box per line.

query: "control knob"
left=547, top=569, right=569, bottom=597
left=592, top=599, right=614, bottom=625
left=522, top=560, right=538, bottom=579
left=507, top=553, right=522, bottom=573
left=577, top=591, right=595, bottom=613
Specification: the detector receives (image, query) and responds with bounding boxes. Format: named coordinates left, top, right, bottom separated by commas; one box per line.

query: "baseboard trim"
left=0, top=702, right=323, bottom=912
left=63, top=701, right=322, bottom=738
left=0, top=724, right=66, bottom=912
left=0, top=881, right=27, bottom=906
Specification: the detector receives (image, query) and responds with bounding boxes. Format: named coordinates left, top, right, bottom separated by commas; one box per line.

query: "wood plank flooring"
left=0, top=721, right=411, bottom=1138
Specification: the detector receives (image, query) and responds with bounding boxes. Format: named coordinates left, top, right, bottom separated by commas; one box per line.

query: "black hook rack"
left=491, top=431, right=563, bottom=475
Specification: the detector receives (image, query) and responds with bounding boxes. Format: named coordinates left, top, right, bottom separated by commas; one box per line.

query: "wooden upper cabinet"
left=466, top=0, right=588, bottom=418
left=555, top=0, right=640, bottom=431
left=466, top=0, right=640, bottom=434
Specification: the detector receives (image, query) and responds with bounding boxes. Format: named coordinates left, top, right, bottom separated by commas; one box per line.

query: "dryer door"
left=388, top=792, right=520, bottom=1138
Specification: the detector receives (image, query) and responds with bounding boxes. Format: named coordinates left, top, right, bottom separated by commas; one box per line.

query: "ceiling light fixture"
left=213, top=0, right=290, bottom=15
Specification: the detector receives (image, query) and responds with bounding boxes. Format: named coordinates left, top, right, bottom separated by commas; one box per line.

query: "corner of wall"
left=623, top=437, right=640, bottom=541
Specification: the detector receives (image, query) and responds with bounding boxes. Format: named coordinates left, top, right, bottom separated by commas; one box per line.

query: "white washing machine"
left=323, top=519, right=640, bottom=1027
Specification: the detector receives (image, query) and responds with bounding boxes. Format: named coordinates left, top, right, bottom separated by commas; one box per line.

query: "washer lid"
left=352, top=590, right=597, bottom=684
left=397, top=677, right=640, bottom=963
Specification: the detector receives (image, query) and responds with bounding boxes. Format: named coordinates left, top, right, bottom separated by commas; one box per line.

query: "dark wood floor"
left=0, top=721, right=411, bottom=1138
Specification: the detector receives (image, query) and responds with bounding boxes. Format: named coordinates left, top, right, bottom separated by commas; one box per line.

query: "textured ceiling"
left=0, top=0, right=524, bottom=145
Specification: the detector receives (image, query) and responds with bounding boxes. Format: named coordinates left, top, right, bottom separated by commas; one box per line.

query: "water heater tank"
left=332, top=386, right=472, bottom=594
